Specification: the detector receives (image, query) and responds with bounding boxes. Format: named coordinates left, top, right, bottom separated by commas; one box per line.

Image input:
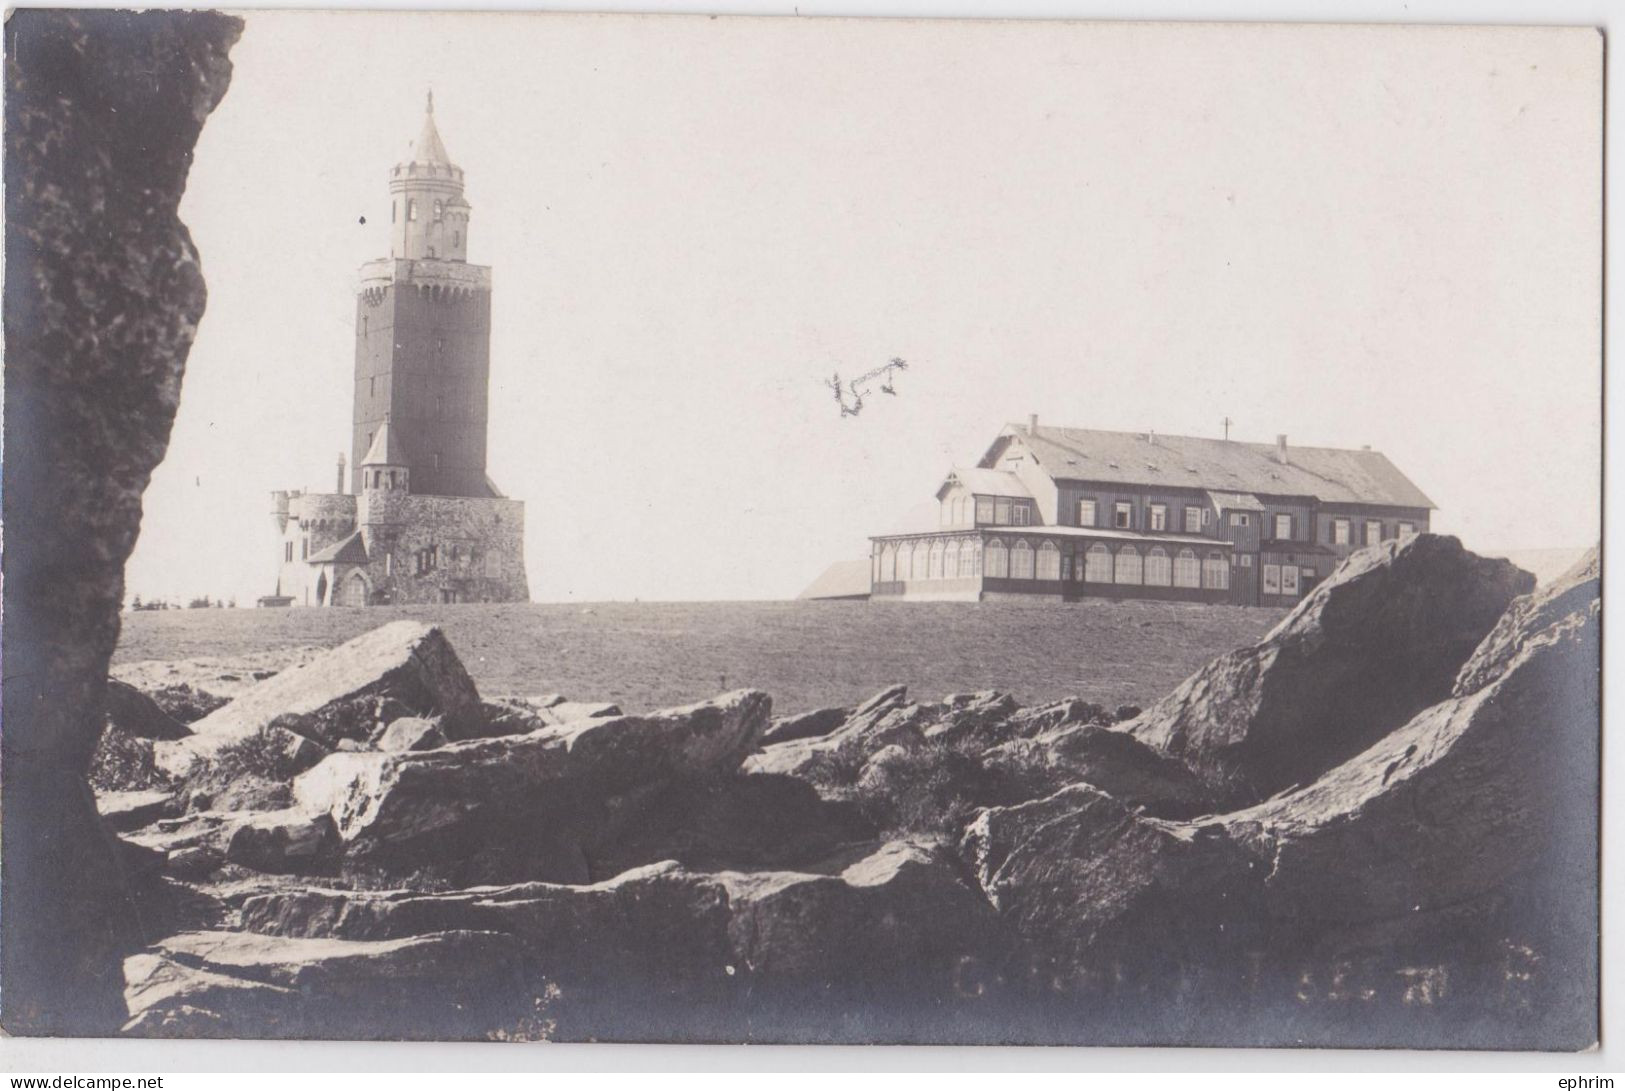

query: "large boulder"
left=156, top=621, right=484, bottom=776
left=1, top=9, right=242, bottom=1034
left=374, top=716, right=447, bottom=753
left=961, top=785, right=1262, bottom=978
left=982, top=721, right=1217, bottom=819
left=1124, top=535, right=1533, bottom=804
left=122, top=929, right=539, bottom=1039
left=585, top=772, right=874, bottom=877
left=719, top=840, right=1002, bottom=993
left=746, top=684, right=933, bottom=781
left=1454, top=545, right=1598, bottom=696
left=106, top=680, right=193, bottom=741
left=292, top=690, right=771, bottom=882
left=761, top=705, right=850, bottom=746
left=961, top=567, right=1598, bottom=1047
left=224, top=809, right=339, bottom=875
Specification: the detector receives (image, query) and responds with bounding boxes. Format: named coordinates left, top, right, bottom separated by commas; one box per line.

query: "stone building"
left=869, top=418, right=1433, bottom=607
left=264, top=94, right=529, bottom=607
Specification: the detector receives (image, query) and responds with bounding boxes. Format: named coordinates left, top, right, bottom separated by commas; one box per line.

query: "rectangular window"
left=1366, top=520, right=1382, bottom=545
left=1398, top=521, right=1417, bottom=538
left=1230, top=513, right=1250, bottom=527
left=976, top=497, right=994, bottom=524
left=1262, top=563, right=1282, bottom=595
left=1184, top=506, right=1202, bottom=534
left=1114, top=501, right=1133, bottom=529
left=1282, top=565, right=1301, bottom=596
left=1013, top=504, right=1031, bottom=526
left=995, top=498, right=1012, bottom=525
left=1239, top=554, right=1253, bottom=567
left=1149, top=504, right=1167, bottom=531
left=1078, top=499, right=1097, bottom=527
left=1274, top=513, right=1293, bottom=540
left=1332, top=519, right=1350, bottom=545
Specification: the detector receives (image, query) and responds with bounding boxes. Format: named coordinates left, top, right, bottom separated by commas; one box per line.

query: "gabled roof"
left=1205, top=490, right=1265, bottom=511
left=362, top=418, right=409, bottom=467
left=989, top=424, right=1435, bottom=509
left=935, top=467, right=1032, bottom=501
left=308, top=530, right=368, bottom=565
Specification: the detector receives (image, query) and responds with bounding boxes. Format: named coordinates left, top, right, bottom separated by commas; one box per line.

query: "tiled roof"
left=994, top=425, right=1435, bottom=509
left=936, top=467, right=1033, bottom=500
left=308, top=530, right=368, bottom=565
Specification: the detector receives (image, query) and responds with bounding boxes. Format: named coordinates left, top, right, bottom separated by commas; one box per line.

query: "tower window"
left=434, top=200, right=443, bottom=222
left=453, top=230, right=461, bottom=248
left=408, top=199, right=418, bottom=221
left=391, top=200, right=397, bottom=224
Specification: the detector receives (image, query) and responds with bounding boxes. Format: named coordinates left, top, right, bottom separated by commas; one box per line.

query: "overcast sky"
left=124, top=13, right=1601, bottom=604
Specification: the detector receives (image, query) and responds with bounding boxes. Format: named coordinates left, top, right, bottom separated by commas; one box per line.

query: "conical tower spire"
left=411, top=89, right=451, bottom=166
left=387, top=90, right=468, bottom=261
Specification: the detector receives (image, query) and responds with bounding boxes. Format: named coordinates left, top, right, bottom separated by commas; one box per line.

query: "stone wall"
left=359, top=490, right=528, bottom=604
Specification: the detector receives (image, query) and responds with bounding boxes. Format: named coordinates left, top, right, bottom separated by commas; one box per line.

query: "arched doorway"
left=337, top=572, right=370, bottom=607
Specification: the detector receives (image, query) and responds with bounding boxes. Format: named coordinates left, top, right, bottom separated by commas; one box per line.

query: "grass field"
left=113, top=599, right=1285, bottom=717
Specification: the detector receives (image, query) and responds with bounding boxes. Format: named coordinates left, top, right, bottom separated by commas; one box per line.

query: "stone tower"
left=351, top=92, right=492, bottom=498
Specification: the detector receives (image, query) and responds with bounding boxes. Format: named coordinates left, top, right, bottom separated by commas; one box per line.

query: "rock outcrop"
left=1125, top=535, right=1533, bottom=804
left=1453, top=546, right=1599, bottom=696
left=106, top=680, right=194, bottom=741
left=226, top=840, right=999, bottom=1041
left=761, top=705, right=850, bottom=746
left=158, top=622, right=484, bottom=775
left=962, top=553, right=1598, bottom=1047
left=123, top=929, right=537, bottom=1039
left=292, top=690, right=772, bottom=882
left=1, top=9, right=241, bottom=1034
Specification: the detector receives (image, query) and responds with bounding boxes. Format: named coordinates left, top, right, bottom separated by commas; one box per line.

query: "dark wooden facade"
left=870, top=425, right=1434, bottom=607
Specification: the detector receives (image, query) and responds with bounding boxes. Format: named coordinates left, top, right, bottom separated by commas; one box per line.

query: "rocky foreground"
left=92, top=535, right=1598, bottom=1047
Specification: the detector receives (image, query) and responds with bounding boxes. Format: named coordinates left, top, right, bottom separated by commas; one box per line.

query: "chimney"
left=336, top=452, right=347, bottom=494
left=1275, top=434, right=1288, bottom=465
left=1028, top=413, right=1039, bottom=436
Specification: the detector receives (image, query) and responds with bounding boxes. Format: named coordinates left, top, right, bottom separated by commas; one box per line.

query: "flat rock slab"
left=123, top=928, right=535, bottom=1039
left=156, top=622, right=483, bottom=777
left=292, top=690, right=772, bottom=875
left=96, top=789, right=180, bottom=833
